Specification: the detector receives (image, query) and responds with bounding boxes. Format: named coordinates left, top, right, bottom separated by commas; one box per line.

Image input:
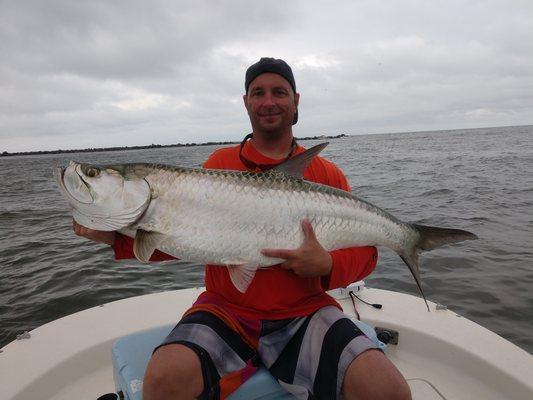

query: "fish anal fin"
left=272, top=142, right=328, bottom=178
left=399, top=253, right=430, bottom=312
left=133, top=229, right=165, bottom=263
left=226, top=263, right=258, bottom=293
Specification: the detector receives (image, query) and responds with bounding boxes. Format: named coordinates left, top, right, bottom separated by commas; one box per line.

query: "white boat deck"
left=1, top=287, right=532, bottom=400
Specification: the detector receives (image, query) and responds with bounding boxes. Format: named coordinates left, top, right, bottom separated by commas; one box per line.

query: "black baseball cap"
left=245, top=57, right=296, bottom=94
left=245, top=57, right=298, bottom=124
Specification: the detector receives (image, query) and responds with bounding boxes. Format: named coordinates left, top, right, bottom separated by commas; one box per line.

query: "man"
left=74, top=58, right=411, bottom=400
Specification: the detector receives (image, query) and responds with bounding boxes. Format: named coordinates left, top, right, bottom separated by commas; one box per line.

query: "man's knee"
left=343, top=349, right=411, bottom=400
left=143, top=343, right=204, bottom=400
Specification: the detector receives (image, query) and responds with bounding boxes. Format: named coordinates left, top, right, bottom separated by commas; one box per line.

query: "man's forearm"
left=322, top=247, right=378, bottom=290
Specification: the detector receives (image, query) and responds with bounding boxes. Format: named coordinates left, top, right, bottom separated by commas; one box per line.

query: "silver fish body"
left=54, top=144, right=477, bottom=308
left=136, top=166, right=412, bottom=266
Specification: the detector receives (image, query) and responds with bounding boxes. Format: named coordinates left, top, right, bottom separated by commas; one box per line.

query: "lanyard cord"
left=238, top=133, right=297, bottom=172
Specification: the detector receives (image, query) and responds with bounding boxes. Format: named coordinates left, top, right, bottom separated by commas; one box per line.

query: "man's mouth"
left=259, top=112, right=282, bottom=118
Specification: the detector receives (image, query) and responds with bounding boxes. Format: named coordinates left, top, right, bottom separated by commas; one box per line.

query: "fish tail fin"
left=412, top=224, right=478, bottom=251
left=401, top=224, right=478, bottom=312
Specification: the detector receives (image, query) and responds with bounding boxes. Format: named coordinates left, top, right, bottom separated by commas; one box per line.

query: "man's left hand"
left=261, top=219, right=332, bottom=278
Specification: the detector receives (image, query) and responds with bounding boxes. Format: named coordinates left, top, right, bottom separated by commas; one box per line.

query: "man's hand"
left=72, top=220, right=116, bottom=246
left=261, top=219, right=332, bottom=278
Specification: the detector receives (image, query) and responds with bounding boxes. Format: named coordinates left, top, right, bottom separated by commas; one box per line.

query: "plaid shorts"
left=157, top=305, right=378, bottom=400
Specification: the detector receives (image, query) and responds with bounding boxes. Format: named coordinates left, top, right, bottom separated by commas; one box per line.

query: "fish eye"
left=85, top=166, right=100, bottom=178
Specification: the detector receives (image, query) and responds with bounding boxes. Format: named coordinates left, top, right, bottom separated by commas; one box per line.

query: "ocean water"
left=1, top=125, right=532, bottom=354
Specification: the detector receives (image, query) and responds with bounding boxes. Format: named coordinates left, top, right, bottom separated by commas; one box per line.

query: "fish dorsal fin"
left=272, top=142, right=328, bottom=178
left=226, top=263, right=258, bottom=293
left=133, top=229, right=165, bottom=263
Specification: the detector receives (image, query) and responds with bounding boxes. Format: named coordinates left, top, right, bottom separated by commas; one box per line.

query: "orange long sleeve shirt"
left=113, top=140, right=378, bottom=320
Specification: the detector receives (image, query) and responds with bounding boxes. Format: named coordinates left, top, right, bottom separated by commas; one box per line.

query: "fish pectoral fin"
left=226, top=263, right=258, bottom=293
left=133, top=229, right=165, bottom=263
left=272, top=142, right=328, bottom=178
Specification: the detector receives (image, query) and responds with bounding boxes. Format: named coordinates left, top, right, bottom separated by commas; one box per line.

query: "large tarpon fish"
left=54, top=143, right=477, bottom=310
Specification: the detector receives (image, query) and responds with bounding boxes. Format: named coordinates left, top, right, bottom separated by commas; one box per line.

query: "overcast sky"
left=1, top=0, right=532, bottom=152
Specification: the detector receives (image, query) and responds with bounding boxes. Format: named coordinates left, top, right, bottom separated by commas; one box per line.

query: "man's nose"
left=261, top=92, right=276, bottom=106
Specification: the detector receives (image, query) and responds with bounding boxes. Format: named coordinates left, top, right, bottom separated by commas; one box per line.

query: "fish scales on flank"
left=54, top=143, right=477, bottom=310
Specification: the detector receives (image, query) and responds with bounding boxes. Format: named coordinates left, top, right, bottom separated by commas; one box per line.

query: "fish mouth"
left=53, top=165, right=64, bottom=184
left=53, top=163, right=94, bottom=205
left=53, top=166, right=69, bottom=197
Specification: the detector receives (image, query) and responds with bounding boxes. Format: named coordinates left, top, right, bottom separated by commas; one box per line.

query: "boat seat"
left=112, top=320, right=385, bottom=400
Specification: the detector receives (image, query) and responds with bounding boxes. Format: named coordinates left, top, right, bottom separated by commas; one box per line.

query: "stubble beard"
left=250, top=114, right=292, bottom=141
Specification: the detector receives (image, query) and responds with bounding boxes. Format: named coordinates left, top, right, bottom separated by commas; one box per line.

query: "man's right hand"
left=72, top=219, right=116, bottom=246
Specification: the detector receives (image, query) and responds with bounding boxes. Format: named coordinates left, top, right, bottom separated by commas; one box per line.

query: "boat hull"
left=1, top=287, right=532, bottom=400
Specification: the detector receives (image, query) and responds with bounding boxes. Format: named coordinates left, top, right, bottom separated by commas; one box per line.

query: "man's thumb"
left=302, top=219, right=316, bottom=241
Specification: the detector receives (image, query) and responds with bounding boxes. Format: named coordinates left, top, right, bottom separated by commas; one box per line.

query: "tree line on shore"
left=1, top=134, right=347, bottom=157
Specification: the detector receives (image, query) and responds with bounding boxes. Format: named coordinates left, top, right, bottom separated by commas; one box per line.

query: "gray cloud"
left=1, top=0, right=532, bottom=152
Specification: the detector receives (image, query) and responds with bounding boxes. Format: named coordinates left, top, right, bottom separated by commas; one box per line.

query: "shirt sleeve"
left=112, top=233, right=177, bottom=261
left=320, top=162, right=379, bottom=290
left=322, top=247, right=378, bottom=290
left=203, top=150, right=224, bottom=169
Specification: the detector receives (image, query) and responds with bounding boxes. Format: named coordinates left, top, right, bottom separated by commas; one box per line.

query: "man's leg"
left=143, top=311, right=257, bottom=399
left=342, top=349, right=411, bottom=400
left=143, top=343, right=203, bottom=400
left=264, top=306, right=410, bottom=399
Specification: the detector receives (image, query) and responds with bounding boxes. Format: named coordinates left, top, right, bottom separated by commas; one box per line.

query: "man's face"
left=243, top=73, right=299, bottom=137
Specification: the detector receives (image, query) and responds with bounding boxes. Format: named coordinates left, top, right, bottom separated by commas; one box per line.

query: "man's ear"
left=243, top=94, right=250, bottom=113
left=294, top=92, right=300, bottom=108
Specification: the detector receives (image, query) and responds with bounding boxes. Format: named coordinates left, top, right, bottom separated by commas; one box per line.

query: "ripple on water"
left=1, top=127, right=532, bottom=354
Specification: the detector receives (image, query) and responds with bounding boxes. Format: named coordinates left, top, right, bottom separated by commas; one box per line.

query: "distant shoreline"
left=0, top=134, right=347, bottom=157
